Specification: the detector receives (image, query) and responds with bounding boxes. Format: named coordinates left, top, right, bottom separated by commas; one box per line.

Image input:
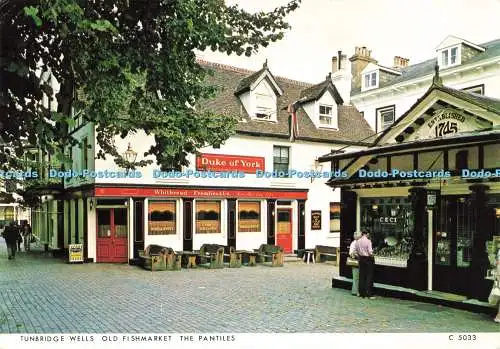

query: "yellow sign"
left=69, top=244, right=84, bottom=263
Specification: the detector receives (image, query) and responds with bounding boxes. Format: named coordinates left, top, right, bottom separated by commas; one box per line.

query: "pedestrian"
left=22, top=221, right=32, bottom=252
left=493, top=247, right=500, bottom=323
left=356, top=230, right=375, bottom=299
left=16, top=222, right=23, bottom=252
left=2, top=221, right=19, bottom=259
left=348, top=231, right=362, bottom=296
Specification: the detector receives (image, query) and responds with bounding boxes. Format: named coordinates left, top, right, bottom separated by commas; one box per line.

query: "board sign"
left=69, top=244, right=84, bottom=263
left=427, top=190, right=439, bottom=208
left=196, top=153, right=265, bottom=174
left=311, top=210, right=322, bottom=230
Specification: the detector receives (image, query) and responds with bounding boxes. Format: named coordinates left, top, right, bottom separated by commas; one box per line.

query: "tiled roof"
left=299, top=78, right=344, bottom=105
left=352, top=38, right=500, bottom=95
left=198, top=60, right=374, bottom=144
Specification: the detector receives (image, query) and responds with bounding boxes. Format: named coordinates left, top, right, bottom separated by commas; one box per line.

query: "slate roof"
left=198, top=60, right=374, bottom=145
left=352, top=38, right=500, bottom=95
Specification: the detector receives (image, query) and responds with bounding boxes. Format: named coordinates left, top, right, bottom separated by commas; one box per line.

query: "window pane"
left=196, top=201, right=221, bottom=234
left=114, top=208, right=128, bottom=238
left=371, top=72, right=376, bottom=86
left=97, top=209, right=111, bottom=238
left=148, top=201, right=176, bottom=235
left=320, top=115, right=332, bottom=124
left=450, top=47, right=457, bottom=64
left=273, top=146, right=281, bottom=157
left=330, top=202, right=340, bottom=232
left=365, top=74, right=370, bottom=87
left=442, top=50, right=449, bottom=66
left=238, top=201, right=261, bottom=232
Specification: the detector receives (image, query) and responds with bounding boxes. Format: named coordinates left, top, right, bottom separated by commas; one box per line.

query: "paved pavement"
left=0, top=240, right=499, bottom=333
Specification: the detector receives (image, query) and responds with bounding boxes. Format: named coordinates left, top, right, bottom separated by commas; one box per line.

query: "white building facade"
left=346, top=36, right=500, bottom=133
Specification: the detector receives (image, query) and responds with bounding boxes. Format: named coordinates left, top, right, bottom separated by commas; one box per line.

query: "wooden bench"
left=254, top=244, right=284, bottom=267
left=314, top=245, right=338, bottom=264
left=217, top=245, right=242, bottom=268
left=196, top=244, right=224, bottom=269
left=139, top=244, right=181, bottom=271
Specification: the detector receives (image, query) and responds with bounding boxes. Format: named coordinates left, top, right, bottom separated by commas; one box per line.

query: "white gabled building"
left=32, top=60, right=374, bottom=263
left=347, top=36, right=500, bottom=133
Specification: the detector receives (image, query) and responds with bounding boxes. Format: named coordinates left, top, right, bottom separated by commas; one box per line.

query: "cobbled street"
left=0, top=241, right=498, bottom=333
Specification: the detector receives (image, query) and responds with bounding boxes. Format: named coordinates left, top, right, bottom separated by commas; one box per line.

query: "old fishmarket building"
left=319, top=71, right=500, bottom=301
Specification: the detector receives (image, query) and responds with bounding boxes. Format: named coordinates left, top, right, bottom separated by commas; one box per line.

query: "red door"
left=276, top=208, right=292, bottom=253
left=96, top=208, right=128, bottom=263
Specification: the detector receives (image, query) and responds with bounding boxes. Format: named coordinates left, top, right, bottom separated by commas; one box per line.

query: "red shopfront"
left=93, top=186, right=308, bottom=262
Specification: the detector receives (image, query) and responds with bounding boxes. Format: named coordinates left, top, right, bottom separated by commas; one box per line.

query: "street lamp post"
left=122, top=143, right=137, bottom=172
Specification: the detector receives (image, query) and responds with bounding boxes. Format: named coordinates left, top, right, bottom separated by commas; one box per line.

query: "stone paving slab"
left=0, top=241, right=499, bottom=333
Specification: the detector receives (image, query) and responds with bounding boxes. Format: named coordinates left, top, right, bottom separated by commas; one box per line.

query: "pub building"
left=319, top=70, right=500, bottom=301
left=30, top=56, right=373, bottom=263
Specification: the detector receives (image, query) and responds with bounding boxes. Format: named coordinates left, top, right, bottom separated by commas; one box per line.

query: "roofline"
left=351, top=55, right=500, bottom=98
left=318, top=131, right=499, bottom=162
left=435, top=35, right=486, bottom=52
left=235, top=130, right=372, bottom=146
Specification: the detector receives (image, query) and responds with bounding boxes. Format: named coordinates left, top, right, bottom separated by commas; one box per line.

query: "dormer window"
left=319, top=105, right=333, bottom=126
left=363, top=71, right=378, bottom=90
left=440, top=46, right=460, bottom=68
left=255, top=92, right=274, bottom=120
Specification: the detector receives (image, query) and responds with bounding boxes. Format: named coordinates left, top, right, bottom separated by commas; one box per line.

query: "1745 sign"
left=427, top=109, right=465, bottom=138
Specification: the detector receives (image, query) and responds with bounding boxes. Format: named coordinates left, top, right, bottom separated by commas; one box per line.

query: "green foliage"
left=1, top=0, right=301, bottom=171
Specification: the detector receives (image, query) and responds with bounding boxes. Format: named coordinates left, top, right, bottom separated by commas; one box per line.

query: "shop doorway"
left=96, top=208, right=128, bottom=263
left=276, top=208, right=292, bottom=253
left=433, top=196, right=474, bottom=295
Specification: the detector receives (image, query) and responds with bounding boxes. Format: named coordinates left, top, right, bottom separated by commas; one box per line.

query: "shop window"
left=196, top=201, right=221, bottom=234
left=238, top=201, right=261, bottom=232
left=455, top=150, right=468, bottom=171
left=360, top=197, right=413, bottom=267
left=148, top=201, right=176, bottom=235
left=81, top=137, right=89, bottom=170
left=329, top=202, right=340, bottom=233
left=273, top=146, right=290, bottom=176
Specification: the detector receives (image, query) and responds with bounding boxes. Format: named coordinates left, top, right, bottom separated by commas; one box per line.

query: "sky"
left=200, top=0, right=500, bottom=83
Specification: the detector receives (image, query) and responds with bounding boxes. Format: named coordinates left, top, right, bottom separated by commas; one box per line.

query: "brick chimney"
left=349, top=46, right=377, bottom=90
left=393, top=56, right=410, bottom=70
left=331, top=50, right=351, bottom=104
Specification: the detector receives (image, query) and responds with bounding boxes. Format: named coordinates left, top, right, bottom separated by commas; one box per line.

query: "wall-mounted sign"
left=427, top=190, right=439, bottom=208
left=69, top=244, right=83, bottom=263
left=379, top=217, right=397, bottom=224
left=95, top=187, right=308, bottom=200
left=425, top=108, right=491, bottom=139
left=196, top=153, right=265, bottom=174
left=311, top=210, right=322, bottom=230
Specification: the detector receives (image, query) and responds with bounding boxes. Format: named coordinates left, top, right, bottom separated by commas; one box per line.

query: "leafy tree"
left=0, top=0, right=301, bottom=171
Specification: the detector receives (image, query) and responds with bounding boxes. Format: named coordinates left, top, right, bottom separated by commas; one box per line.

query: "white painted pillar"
left=128, top=197, right=134, bottom=262
left=356, top=195, right=361, bottom=232
left=427, top=209, right=433, bottom=291
left=143, top=199, right=148, bottom=248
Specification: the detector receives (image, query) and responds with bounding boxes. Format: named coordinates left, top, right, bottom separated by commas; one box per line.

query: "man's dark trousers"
left=358, top=256, right=374, bottom=297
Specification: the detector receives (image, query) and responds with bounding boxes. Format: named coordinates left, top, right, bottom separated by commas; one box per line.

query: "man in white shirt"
left=349, top=231, right=362, bottom=296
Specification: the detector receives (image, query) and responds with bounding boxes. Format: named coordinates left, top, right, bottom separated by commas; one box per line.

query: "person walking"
left=16, top=222, right=23, bottom=252
left=2, top=221, right=19, bottom=260
left=22, top=222, right=32, bottom=252
left=356, top=230, right=375, bottom=299
left=348, top=231, right=362, bottom=296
